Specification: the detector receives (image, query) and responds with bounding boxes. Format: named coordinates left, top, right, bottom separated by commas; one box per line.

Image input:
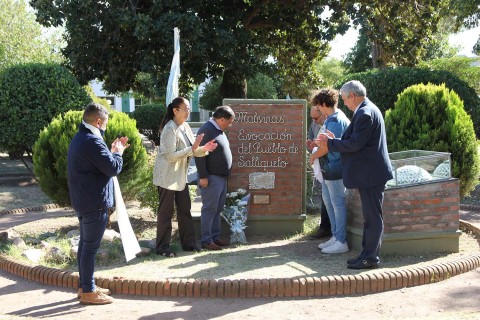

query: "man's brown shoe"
left=201, top=242, right=222, bottom=250
left=77, top=286, right=111, bottom=298
left=214, top=239, right=229, bottom=247
left=80, top=291, right=114, bottom=305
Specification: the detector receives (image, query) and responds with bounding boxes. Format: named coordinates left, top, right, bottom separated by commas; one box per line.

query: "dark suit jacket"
left=327, top=98, right=393, bottom=189
left=67, top=123, right=123, bottom=215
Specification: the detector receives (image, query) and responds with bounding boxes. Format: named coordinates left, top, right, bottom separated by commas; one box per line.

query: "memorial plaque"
left=249, top=172, right=275, bottom=189
left=225, top=100, right=306, bottom=217
left=253, top=195, right=270, bottom=205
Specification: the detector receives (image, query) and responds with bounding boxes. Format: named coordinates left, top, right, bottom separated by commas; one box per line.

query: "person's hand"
left=314, top=138, right=329, bottom=151
left=322, top=129, right=335, bottom=139
left=111, top=137, right=130, bottom=155
left=315, top=131, right=332, bottom=144
left=203, top=139, right=218, bottom=152
left=199, top=178, right=209, bottom=188
left=306, top=139, right=314, bottom=151
left=192, top=133, right=204, bottom=152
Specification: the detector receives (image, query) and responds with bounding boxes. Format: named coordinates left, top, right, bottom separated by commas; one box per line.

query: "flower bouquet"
left=222, top=188, right=250, bottom=244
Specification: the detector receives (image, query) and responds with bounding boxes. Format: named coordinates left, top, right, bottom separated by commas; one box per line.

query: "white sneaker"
left=321, top=240, right=349, bottom=254
left=318, top=236, right=336, bottom=249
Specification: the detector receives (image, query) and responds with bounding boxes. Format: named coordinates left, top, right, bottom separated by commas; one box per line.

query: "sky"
left=327, top=26, right=480, bottom=59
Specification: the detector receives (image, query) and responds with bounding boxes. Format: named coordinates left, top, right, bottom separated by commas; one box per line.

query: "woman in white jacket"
left=153, top=97, right=217, bottom=257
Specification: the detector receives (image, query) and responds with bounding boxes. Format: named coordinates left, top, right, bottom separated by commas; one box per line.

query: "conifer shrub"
left=130, top=104, right=165, bottom=146
left=0, top=63, right=90, bottom=158
left=33, top=110, right=148, bottom=206
left=385, top=83, right=480, bottom=197
left=336, top=67, right=480, bottom=136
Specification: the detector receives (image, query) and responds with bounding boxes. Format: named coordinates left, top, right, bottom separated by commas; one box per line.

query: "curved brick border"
left=460, top=220, right=480, bottom=235
left=0, top=204, right=60, bottom=216
left=460, top=203, right=480, bottom=212
left=1, top=204, right=479, bottom=298
left=0, top=254, right=479, bottom=298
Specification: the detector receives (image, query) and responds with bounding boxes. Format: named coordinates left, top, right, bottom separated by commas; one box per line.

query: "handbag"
left=318, top=155, right=342, bottom=180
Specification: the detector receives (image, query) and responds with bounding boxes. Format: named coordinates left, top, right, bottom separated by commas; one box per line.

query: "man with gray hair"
left=316, top=80, right=393, bottom=269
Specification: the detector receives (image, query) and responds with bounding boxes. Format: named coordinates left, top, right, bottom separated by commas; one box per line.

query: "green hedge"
left=0, top=63, right=90, bottom=158
left=336, top=67, right=480, bottom=136
left=130, top=104, right=166, bottom=146
left=33, top=110, right=148, bottom=206
left=385, top=83, right=480, bottom=197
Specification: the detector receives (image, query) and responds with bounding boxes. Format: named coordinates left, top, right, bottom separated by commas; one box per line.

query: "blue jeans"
left=77, top=208, right=108, bottom=293
left=200, top=175, right=227, bottom=245
left=321, top=179, right=347, bottom=243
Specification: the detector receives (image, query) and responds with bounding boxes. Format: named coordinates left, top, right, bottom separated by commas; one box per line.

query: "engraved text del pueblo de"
left=234, top=112, right=299, bottom=169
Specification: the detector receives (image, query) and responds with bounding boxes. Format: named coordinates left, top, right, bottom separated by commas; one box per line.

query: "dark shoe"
left=347, top=256, right=362, bottom=265
left=347, top=259, right=380, bottom=270
left=309, top=228, right=332, bottom=240
left=183, top=245, right=201, bottom=252
left=157, top=250, right=177, bottom=258
left=201, top=242, right=222, bottom=251
left=214, top=239, right=229, bottom=247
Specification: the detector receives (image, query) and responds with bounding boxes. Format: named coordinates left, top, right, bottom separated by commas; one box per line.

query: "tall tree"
left=0, top=0, right=62, bottom=70
left=343, top=27, right=372, bottom=73
left=31, top=0, right=350, bottom=100
left=343, top=0, right=448, bottom=68
left=344, top=15, right=458, bottom=73
left=447, top=0, right=480, bottom=54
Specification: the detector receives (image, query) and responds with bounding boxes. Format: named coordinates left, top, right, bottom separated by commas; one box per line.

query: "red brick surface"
left=223, top=279, right=232, bottom=298
left=209, top=280, right=217, bottom=298
left=186, top=279, right=194, bottom=297
left=216, top=279, right=224, bottom=298
left=306, top=277, right=315, bottom=296
left=227, top=103, right=306, bottom=217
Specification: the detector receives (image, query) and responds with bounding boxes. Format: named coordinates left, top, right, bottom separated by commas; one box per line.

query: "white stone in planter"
left=22, top=249, right=43, bottom=263
left=12, top=237, right=27, bottom=249
left=66, top=229, right=80, bottom=238
left=103, top=229, right=121, bottom=241
left=433, top=161, right=450, bottom=178
left=136, top=247, right=151, bottom=257
left=40, top=241, right=50, bottom=249
left=69, top=236, right=80, bottom=247
left=70, top=245, right=79, bottom=257
left=48, top=247, right=62, bottom=257
left=388, top=165, right=433, bottom=186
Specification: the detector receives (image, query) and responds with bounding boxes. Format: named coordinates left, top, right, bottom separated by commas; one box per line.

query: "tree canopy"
left=31, top=0, right=350, bottom=99
left=447, top=0, right=480, bottom=54
left=344, top=0, right=448, bottom=68
left=0, top=63, right=90, bottom=158
left=0, top=0, right=62, bottom=71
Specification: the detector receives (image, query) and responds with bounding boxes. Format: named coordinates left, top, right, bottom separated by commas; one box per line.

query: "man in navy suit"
left=316, top=80, right=393, bottom=269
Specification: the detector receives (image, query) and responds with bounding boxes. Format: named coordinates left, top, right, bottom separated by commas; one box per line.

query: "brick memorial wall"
left=224, top=100, right=306, bottom=219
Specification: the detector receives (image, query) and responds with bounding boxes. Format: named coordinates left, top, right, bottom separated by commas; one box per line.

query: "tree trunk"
left=219, top=69, right=247, bottom=101
left=371, top=40, right=386, bottom=69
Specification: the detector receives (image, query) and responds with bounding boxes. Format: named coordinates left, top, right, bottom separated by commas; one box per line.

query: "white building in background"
left=90, top=80, right=141, bottom=112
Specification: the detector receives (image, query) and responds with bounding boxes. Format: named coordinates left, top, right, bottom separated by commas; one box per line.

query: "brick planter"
left=347, top=179, right=461, bottom=255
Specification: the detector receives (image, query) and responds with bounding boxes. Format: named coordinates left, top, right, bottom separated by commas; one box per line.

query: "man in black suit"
left=316, top=80, right=393, bottom=269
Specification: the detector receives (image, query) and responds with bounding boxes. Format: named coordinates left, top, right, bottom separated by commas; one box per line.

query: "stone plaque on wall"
left=224, top=99, right=306, bottom=216
left=249, top=172, right=275, bottom=189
